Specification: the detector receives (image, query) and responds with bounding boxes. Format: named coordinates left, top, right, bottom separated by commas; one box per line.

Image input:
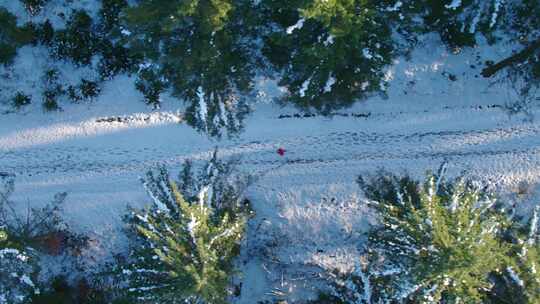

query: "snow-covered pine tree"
left=41, top=68, right=64, bottom=111
left=122, top=153, right=252, bottom=303
left=122, top=0, right=256, bottom=137
left=355, top=169, right=513, bottom=303
left=494, top=206, right=540, bottom=304
left=261, top=0, right=396, bottom=113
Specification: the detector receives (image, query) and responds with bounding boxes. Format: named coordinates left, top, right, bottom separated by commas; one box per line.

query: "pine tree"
left=406, top=0, right=505, bottom=49
left=495, top=206, right=540, bottom=304
left=480, top=0, right=540, bottom=114
left=121, top=154, right=252, bottom=303
left=122, top=0, right=256, bottom=137
left=97, top=0, right=139, bottom=79
left=261, top=0, right=396, bottom=113
left=355, top=169, right=513, bottom=303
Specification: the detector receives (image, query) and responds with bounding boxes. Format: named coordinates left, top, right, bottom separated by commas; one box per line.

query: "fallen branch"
left=481, top=38, right=540, bottom=78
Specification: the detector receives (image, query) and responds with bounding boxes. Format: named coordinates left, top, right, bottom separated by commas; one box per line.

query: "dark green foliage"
left=99, top=0, right=128, bottom=33
left=503, top=0, right=540, bottom=96
left=123, top=0, right=256, bottom=136
left=80, top=79, right=101, bottom=99
left=66, top=85, right=82, bottom=103
left=262, top=0, right=395, bottom=113
left=401, top=0, right=505, bottom=49
left=53, top=11, right=99, bottom=66
left=0, top=8, right=35, bottom=65
left=309, top=292, right=346, bottom=304
left=97, top=39, right=138, bottom=79
left=134, top=65, right=166, bottom=107
left=31, top=275, right=131, bottom=304
left=96, top=0, right=139, bottom=79
left=12, top=91, right=31, bottom=108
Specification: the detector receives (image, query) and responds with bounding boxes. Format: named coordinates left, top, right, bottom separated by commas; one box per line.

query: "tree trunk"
left=481, top=38, right=540, bottom=78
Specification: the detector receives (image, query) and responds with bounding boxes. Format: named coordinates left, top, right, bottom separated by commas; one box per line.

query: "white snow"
left=286, top=18, right=305, bottom=34
left=362, top=48, right=373, bottom=59
left=323, top=75, right=336, bottom=93
left=387, top=1, right=403, bottom=12
left=469, top=11, right=481, bottom=33
left=490, top=0, right=503, bottom=28
left=121, top=28, right=132, bottom=36
left=187, top=213, right=198, bottom=244
left=19, top=275, right=34, bottom=288
left=528, top=206, right=539, bottom=245
left=507, top=266, right=524, bottom=287
left=299, top=77, right=311, bottom=97
left=323, top=35, right=335, bottom=46
left=196, top=86, right=208, bottom=128
left=445, top=0, right=462, bottom=10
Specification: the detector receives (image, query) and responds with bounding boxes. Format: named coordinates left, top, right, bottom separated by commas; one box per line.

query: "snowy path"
left=2, top=103, right=540, bottom=209
left=3, top=106, right=540, bottom=179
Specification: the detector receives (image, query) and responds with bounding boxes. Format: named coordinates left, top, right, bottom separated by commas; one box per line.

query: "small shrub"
left=0, top=174, right=93, bottom=303
left=66, top=85, right=83, bottom=103
left=41, top=69, right=64, bottom=111
left=0, top=173, right=88, bottom=257
left=43, top=89, right=61, bottom=110
left=12, top=91, right=31, bottom=108
left=79, top=79, right=101, bottom=99
left=120, top=152, right=252, bottom=303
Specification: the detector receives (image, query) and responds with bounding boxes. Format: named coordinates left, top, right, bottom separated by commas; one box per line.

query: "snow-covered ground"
left=1, top=32, right=540, bottom=302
